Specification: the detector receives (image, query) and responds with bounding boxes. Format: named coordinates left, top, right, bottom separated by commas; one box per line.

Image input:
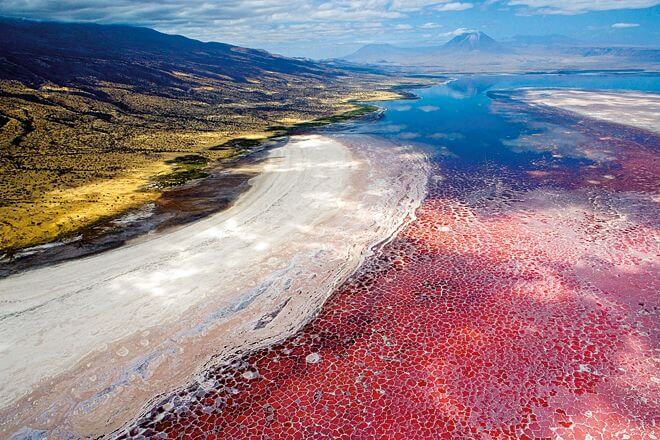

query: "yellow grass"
left=0, top=161, right=169, bottom=252
left=1, top=74, right=433, bottom=254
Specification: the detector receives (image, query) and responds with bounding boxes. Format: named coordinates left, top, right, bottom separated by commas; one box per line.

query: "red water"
left=125, top=125, right=659, bottom=439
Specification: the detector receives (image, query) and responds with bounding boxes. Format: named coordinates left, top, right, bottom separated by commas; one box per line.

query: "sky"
left=0, top=1, right=658, bottom=58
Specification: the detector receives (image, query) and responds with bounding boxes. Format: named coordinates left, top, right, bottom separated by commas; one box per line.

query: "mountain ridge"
left=342, top=30, right=659, bottom=71
left=0, top=17, right=337, bottom=89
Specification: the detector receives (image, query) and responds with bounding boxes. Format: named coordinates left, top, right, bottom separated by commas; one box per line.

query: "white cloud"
left=440, top=27, right=477, bottom=37
left=390, top=0, right=453, bottom=11
left=8, top=0, right=654, bottom=57
left=611, top=22, right=640, bottom=28
left=0, top=0, right=480, bottom=55
left=507, top=0, right=660, bottom=14
left=435, top=2, right=474, bottom=11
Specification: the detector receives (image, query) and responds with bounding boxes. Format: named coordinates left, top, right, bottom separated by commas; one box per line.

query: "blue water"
left=356, top=72, right=660, bottom=173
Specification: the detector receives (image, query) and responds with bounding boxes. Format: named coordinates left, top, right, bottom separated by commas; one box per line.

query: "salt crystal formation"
left=120, top=106, right=658, bottom=439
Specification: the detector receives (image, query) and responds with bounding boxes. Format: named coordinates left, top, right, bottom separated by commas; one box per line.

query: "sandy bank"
left=519, top=89, right=660, bottom=134
left=0, top=134, right=428, bottom=438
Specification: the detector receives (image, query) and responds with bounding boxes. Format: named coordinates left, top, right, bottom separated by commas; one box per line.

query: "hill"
left=0, top=18, right=415, bottom=254
left=343, top=44, right=408, bottom=64
left=0, top=18, right=333, bottom=88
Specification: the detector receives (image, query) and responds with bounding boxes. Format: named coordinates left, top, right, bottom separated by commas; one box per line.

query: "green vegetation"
left=0, top=79, right=430, bottom=253
left=165, top=155, right=209, bottom=166
left=212, top=103, right=382, bottom=152
left=210, top=138, right=263, bottom=151
left=151, top=169, right=210, bottom=188
left=151, top=155, right=210, bottom=188
left=294, top=104, right=380, bottom=128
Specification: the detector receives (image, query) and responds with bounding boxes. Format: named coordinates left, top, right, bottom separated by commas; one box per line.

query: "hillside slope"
left=0, top=18, right=410, bottom=253
left=0, top=18, right=334, bottom=88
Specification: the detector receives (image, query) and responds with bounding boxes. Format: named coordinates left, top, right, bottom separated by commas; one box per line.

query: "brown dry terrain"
left=0, top=19, right=428, bottom=253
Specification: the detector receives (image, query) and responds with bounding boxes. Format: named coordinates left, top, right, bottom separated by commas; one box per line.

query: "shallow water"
left=122, top=73, right=659, bottom=439
left=366, top=72, right=660, bottom=166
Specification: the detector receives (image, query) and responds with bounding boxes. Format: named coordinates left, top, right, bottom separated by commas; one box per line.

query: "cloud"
left=440, top=27, right=477, bottom=37
left=5, top=0, right=653, bottom=58
left=611, top=22, right=640, bottom=28
left=506, top=0, right=660, bottom=14
left=0, top=0, right=421, bottom=51
left=0, top=0, right=483, bottom=57
left=390, top=0, right=456, bottom=11
left=434, top=2, right=474, bottom=11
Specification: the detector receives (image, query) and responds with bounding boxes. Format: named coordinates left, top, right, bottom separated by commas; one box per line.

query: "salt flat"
left=0, top=134, right=428, bottom=438
left=520, top=89, right=660, bottom=134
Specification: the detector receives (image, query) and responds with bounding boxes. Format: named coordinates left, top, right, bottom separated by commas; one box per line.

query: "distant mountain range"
left=342, top=31, right=660, bottom=72
left=504, top=34, right=579, bottom=46
left=345, top=32, right=507, bottom=64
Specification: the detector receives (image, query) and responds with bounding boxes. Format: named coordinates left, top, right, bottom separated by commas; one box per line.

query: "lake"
left=123, top=72, right=659, bottom=439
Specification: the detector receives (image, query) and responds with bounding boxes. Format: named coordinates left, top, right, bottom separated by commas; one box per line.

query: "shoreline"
left=515, top=89, right=660, bottom=134
left=109, top=79, right=660, bottom=439
left=0, top=133, right=429, bottom=439
left=0, top=138, right=279, bottom=277
left=1, top=84, right=430, bottom=277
